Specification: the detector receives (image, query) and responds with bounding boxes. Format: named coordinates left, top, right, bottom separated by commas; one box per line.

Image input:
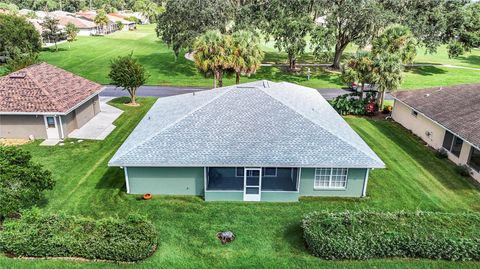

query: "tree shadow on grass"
left=404, top=66, right=447, bottom=76
left=456, top=55, right=480, bottom=67
left=136, top=51, right=198, bottom=78
left=41, top=47, right=68, bottom=52
left=281, top=222, right=311, bottom=255
left=253, top=66, right=343, bottom=87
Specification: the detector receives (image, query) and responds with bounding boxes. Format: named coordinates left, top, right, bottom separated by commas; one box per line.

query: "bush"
left=302, top=211, right=480, bottom=261
left=331, top=93, right=376, bottom=116
left=0, top=209, right=157, bottom=262
left=456, top=165, right=471, bottom=177
left=435, top=148, right=448, bottom=159
left=382, top=105, right=393, bottom=114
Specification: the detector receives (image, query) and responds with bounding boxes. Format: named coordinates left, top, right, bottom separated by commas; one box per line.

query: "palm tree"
left=372, top=53, right=403, bottom=110
left=193, top=30, right=232, bottom=88
left=341, top=52, right=375, bottom=100
left=231, top=30, right=264, bottom=84
left=372, top=24, right=417, bottom=64
left=94, top=9, right=109, bottom=35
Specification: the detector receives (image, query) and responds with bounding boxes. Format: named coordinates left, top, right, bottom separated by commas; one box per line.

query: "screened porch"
left=206, top=167, right=299, bottom=191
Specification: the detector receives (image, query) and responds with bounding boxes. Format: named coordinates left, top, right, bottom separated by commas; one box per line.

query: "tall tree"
left=133, top=0, right=163, bottom=23
left=94, top=9, right=109, bottom=35
left=0, top=14, right=41, bottom=57
left=312, top=0, right=391, bottom=69
left=231, top=30, right=264, bottom=84
left=260, top=0, right=314, bottom=70
left=341, top=52, right=375, bottom=100
left=372, top=24, right=417, bottom=64
left=193, top=30, right=232, bottom=88
left=109, top=53, right=148, bottom=106
left=372, top=53, right=403, bottom=110
left=65, top=22, right=79, bottom=49
left=156, top=0, right=235, bottom=61
left=41, top=16, right=64, bottom=51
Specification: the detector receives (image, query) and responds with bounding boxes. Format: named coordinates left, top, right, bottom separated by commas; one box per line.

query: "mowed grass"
left=1, top=97, right=480, bottom=268
left=38, top=25, right=480, bottom=90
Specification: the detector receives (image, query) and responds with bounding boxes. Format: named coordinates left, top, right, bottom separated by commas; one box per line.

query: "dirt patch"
left=124, top=102, right=141, bottom=107
left=0, top=138, right=32, bottom=146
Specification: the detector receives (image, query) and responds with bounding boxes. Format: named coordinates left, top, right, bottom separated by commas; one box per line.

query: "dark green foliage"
left=330, top=93, right=375, bottom=115
left=0, top=209, right=157, bottom=262
left=0, top=14, right=41, bottom=56
left=41, top=16, right=66, bottom=51
left=109, top=53, right=148, bottom=105
left=5, top=50, right=38, bottom=72
left=0, top=147, right=54, bottom=218
left=456, top=165, right=471, bottom=177
left=302, top=211, right=480, bottom=261
left=435, top=148, right=448, bottom=159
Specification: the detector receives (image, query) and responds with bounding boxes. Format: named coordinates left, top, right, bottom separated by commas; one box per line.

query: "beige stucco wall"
left=392, top=100, right=480, bottom=182
left=0, top=115, right=47, bottom=139
left=74, top=95, right=99, bottom=129
left=61, top=111, right=77, bottom=135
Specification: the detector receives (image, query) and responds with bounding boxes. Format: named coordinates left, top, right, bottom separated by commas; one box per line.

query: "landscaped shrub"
left=0, top=209, right=157, bottom=262
left=456, top=165, right=472, bottom=177
left=330, top=92, right=376, bottom=115
left=302, top=211, right=480, bottom=261
left=435, top=148, right=449, bottom=159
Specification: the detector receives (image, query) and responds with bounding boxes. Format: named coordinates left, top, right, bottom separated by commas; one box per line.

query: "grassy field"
left=1, top=97, right=480, bottom=268
left=37, top=25, right=480, bottom=90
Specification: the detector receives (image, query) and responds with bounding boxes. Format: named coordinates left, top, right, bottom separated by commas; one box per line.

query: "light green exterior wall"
left=299, top=168, right=367, bottom=197
left=126, top=167, right=204, bottom=195
left=126, top=167, right=369, bottom=200
left=205, top=191, right=243, bottom=201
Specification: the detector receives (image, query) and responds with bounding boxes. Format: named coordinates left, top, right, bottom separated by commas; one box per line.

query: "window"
left=46, top=117, right=55, bottom=128
left=468, top=147, right=480, bottom=172
left=235, top=167, right=244, bottom=177
left=262, top=167, right=277, bottom=177
left=442, top=131, right=464, bottom=157
left=411, top=110, right=418, bottom=117
left=314, top=168, right=348, bottom=189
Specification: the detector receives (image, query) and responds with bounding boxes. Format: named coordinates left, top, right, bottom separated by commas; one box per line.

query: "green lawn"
left=37, top=25, right=480, bottom=90
left=1, top=97, right=480, bottom=268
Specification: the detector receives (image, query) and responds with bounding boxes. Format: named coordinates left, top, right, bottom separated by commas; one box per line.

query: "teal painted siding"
left=127, top=167, right=204, bottom=195
left=299, top=168, right=367, bottom=197
left=261, top=192, right=299, bottom=202
left=205, top=191, right=243, bottom=201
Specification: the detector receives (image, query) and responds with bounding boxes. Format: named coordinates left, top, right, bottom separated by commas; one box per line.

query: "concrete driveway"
left=100, top=85, right=393, bottom=101
left=68, top=97, right=123, bottom=140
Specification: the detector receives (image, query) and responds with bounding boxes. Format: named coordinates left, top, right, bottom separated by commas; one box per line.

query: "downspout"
left=124, top=167, right=130, bottom=193
left=58, top=115, right=65, bottom=140
left=361, top=169, right=370, bottom=197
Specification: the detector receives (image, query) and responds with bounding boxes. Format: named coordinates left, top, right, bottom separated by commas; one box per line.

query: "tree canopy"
left=0, top=14, right=41, bottom=57
left=0, top=146, right=55, bottom=218
left=109, top=53, right=148, bottom=105
left=231, top=30, right=264, bottom=84
left=41, top=16, right=65, bottom=51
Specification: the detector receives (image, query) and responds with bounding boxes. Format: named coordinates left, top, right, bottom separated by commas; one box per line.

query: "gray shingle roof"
left=109, top=81, right=384, bottom=168
left=392, top=84, right=480, bottom=148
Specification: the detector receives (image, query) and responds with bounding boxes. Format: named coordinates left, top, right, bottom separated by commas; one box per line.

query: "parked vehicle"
left=349, top=83, right=378, bottom=93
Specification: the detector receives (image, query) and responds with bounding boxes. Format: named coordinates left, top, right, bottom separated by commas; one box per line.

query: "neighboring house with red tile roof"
left=0, top=63, right=103, bottom=140
left=391, top=84, right=480, bottom=182
left=57, top=15, right=97, bottom=36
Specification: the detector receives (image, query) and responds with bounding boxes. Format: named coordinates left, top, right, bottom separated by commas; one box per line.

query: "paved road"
left=101, top=85, right=393, bottom=100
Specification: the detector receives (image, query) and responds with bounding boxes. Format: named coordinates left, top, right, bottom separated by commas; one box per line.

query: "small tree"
left=372, top=24, right=417, bottom=64
left=116, top=21, right=124, bottom=31
left=41, top=16, right=65, bottom=51
left=341, top=52, right=375, bottom=100
left=108, top=53, right=148, bottom=106
left=231, top=30, right=264, bottom=84
left=65, top=22, right=79, bottom=49
left=0, top=146, right=55, bottom=219
left=193, top=30, right=232, bottom=88
left=94, top=9, right=109, bottom=35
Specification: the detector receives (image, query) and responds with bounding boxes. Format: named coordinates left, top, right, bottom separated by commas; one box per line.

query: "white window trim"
left=262, top=167, right=277, bottom=177
left=313, top=168, right=348, bottom=190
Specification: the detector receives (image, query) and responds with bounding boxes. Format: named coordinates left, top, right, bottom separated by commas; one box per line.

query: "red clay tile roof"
left=57, top=15, right=96, bottom=29
left=392, top=84, right=480, bottom=147
left=0, top=62, right=102, bottom=114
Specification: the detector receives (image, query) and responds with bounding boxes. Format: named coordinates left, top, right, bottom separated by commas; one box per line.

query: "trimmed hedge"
left=0, top=209, right=157, bottom=262
left=302, top=211, right=480, bottom=261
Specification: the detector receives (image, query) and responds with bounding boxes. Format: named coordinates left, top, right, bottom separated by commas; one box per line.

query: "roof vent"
left=9, top=72, right=26, bottom=79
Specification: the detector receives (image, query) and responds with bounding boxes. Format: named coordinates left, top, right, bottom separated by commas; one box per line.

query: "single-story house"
left=109, top=81, right=384, bottom=202
left=0, top=63, right=103, bottom=140
left=57, top=15, right=97, bottom=36
left=108, top=13, right=136, bottom=31
left=392, top=84, right=480, bottom=182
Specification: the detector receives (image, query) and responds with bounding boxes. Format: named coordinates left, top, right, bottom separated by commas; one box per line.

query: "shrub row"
left=0, top=209, right=157, bottom=262
left=330, top=92, right=377, bottom=115
left=302, top=210, right=480, bottom=261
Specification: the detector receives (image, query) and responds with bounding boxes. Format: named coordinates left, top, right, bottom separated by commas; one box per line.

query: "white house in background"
left=57, top=15, right=97, bottom=36
left=107, top=13, right=136, bottom=31
left=391, top=84, right=480, bottom=182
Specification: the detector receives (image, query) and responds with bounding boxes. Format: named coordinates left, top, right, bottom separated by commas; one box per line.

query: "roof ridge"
left=24, top=64, right=61, bottom=111
left=259, top=83, right=383, bottom=165
left=110, top=87, right=234, bottom=163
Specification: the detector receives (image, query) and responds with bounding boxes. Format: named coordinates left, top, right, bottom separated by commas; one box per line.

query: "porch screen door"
left=244, top=168, right=261, bottom=201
